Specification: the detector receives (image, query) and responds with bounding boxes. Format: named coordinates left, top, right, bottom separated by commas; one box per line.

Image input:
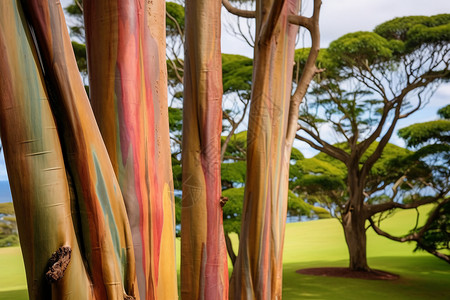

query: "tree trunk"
left=342, top=210, right=370, bottom=271
left=181, top=0, right=228, bottom=299
left=2, top=0, right=138, bottom=298
left=84, top=1, right=178, bottom=298
left=343, top=162, right=370, bottom=271
left=0, top=2, right=92, bottom=298
left=230, top=0, right=300, bottom=299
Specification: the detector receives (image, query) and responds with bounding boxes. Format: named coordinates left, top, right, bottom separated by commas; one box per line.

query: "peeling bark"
left=46, top=247, right=72, bottom=283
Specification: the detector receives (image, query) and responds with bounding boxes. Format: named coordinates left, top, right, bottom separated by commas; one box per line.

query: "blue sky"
left=0, top=0, right=449, bottom=200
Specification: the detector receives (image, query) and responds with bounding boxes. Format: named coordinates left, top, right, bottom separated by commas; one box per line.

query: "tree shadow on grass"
left=282, top=256, right=450, bottom=300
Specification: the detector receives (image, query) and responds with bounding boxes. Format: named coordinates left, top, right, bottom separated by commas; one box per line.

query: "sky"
left=0, top=0, right=449, bottom=199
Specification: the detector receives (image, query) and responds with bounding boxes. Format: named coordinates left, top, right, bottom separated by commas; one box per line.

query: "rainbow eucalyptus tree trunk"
left=84, top=0, right=177, bottom=299
left=181, top=0, right=228, bottom=298
left=4, top=0, right=139, bottom=298
left=0, top=1, right=92, bottom=298
left=230, top=0, right=301, bottom=298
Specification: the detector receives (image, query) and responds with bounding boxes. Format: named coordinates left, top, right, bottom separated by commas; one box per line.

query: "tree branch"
left=368, top=218, right=418, bottom=242
left=167, top=56, right=183, bottom=84
left=360, top=102, right=401, bottom=179
left=286, top=0, right=322, bottom=147
left=287, top=15, right=311, bottom=30
left=75, top=0, right=83, bottom=12
left=221, top=97, right=250, bottom=162
left=166, top=11, right=185, bottom=45
left=222, top=0, right=256, bottom=18
left=367, top=191, right=446, bottom=217
left=295, top=131, right=349, bottom=163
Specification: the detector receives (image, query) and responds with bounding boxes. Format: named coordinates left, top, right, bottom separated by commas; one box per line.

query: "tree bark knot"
left=45, top=246, right=72, bottom=283
left=220, top=196, right=229, bottom=208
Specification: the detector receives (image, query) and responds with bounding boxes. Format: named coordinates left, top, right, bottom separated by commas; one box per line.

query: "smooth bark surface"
left=9, top=0, right=138, bottom=298
left=181, top=0, right=228, bottom=298
left=0, top=2, right=92, bottom=298
left=84, top=1, right=177, bottom=299
left=230, top=0, right=300, bottom=298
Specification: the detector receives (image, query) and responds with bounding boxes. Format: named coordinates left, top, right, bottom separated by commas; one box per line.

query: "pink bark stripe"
left=230, top=0, right=300, bottom=298
left=181, top=0, right=228, bottom=298
left=19, top=0, right=138, bottom=298
left=85, top=0, right=177, bottom=299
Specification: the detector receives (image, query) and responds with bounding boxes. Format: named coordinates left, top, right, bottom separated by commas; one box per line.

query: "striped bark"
left=230, top=0, right=300, bottom=299
left=6, top=0, right=139, bottom=298
left=84, top=0, right=177, bottom=299
left=180, top=0, right=228, bottom=299
left=0, top=1, right=92, bottom=298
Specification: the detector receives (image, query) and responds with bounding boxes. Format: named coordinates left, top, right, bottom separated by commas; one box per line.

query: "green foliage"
left=221, top=161, right=246, bottom=184
left=222, top=187, right=313, bottom=235
left=395, top=106, right=450, bottom=260
left=287, top=190, right=312, bottom=217
left=290, top=147, right=304, bottom=161
left=367, top=143, right=412, bottom=176
left=299, top=156, right=346, bottom=178
left=222, top=54, right=253, bottom=96
left=299, top=175, right=345, bottom=192
left=221, top=131, right=247, bottom=159
left=168, top=107, right=183, bottom=190
left=222, top=187, right=244, bottom=234
left=374, top=14, right=450, bottom=52
left=398, top=120, right=450, bottom=147
left=64, top=1, right=85, bottom=42
left=0, top=203, right=14, bottom=215
left=172, top=162, right=182, bottom=190
left=174, top=196, right=181, bottom=236
left=310, top=206, right=332, bottom=219
left=413, top=201, right=450, bottom=254
left=326, top=31, right=395, bottom=68
left=65, top=1, right=83, bottom=17
left=166, top=2, right=185, bottom=36
left=168, top=107, right=183, bottom=132
left=167, top=58, right=184, bottom=83
left=0, top=235, right=19, bottom=247
left=71, top=41, right=87, bottom=75
left=289, top=141, right=420, bottom=220
left=0, top=203, right=18, bottom=248
left=438, top=104, right=450, bottom=119
left=294, top=47, right=335, bottom=79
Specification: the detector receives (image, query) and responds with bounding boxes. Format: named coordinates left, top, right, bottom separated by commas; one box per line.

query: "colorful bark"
left=84, top=0, right=177, bottom=299
left=17, top=0, right=138, bottom=298
left=181, top=0, right=228, bottom=298
left=230, top=0, right=300, bottom=299
left=0, top=1, right=92, bottom=298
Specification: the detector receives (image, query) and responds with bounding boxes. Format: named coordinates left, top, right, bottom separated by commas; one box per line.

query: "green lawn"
left=1, top=206, right=449, bottom=299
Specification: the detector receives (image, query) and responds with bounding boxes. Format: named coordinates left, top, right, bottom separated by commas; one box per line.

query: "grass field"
left=1, top=206, right=449, bottom=299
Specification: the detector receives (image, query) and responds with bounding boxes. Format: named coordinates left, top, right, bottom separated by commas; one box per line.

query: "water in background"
left=0, top=181, right=12, bottom=203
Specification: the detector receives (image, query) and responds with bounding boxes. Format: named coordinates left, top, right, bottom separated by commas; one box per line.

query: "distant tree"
left=294, top=14, right=450, bottom=271
left=368, top=105, right=449, bottom=263
left=0, top=203, right=19, bottom=247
